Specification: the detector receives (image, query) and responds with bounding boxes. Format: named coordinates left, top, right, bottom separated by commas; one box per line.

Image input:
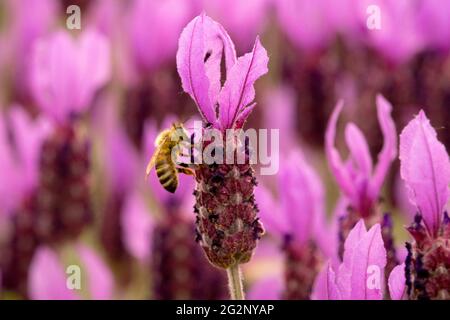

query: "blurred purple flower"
left=255, top=150, right=336, bottom=299
left=128, top=0, right=195, bottom=74
left=325, top=94, right=397, bottom=218
left=87, top=0, right=125, bottom=37
left=121, top=181, right=227, bottom=299
left=97, top=96, right=139, bottom=194
left=261, top=85, right=298, bottom=153
left=324, top=0, right=366, bottom=40
left=399, top=110, right=450, bottom=237
left=121, top=189, right=154, bottom=263
left=177, top=13, right=268, bottom=131
left=367, top=0, right=423, bottom=64
left=3, top=0, right=58, bottom=98
left=28, top=244, right=114, bottom=300
left=312, top=220, right=387, bottom=300
left=417, top=0, right=450, bottom=52
left=29, top=29, right=110, bottom=124
left=203, top=0, right=270, bottom=52
left=276, top=0, right=334, bottom=51
left=0, top=106, right=50, bottom=216
left=257, top=150, right=333, bottom=251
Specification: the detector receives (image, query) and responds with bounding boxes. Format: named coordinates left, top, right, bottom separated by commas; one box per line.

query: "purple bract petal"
left=399, top=110, right=450, bottom=236
left=325, top=100, right=356, bottom=201
left=369, top=94, right=397, bottom=201
left=254, top=185, right=288, bottom=238
left=311, top=261, right=341, bottom=300
left=218, top=37, right=268, bottom=130
left=349, top=224, right=386, bottom=299
left=121, top=190, right=154, bottom=262
left=388, top=263, right=406, bottom=300
left=279, top=151, right=325, bottom=245
left=176, top=14, right=222, bottom=125
left=345, top=123, right=373, bottom=178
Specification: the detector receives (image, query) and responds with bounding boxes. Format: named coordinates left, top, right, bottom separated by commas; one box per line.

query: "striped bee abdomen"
left=155, top=150, right=178, bottom=193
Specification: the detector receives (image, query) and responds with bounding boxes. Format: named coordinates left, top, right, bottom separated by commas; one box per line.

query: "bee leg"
left=177, top=167, right=195, bottom=176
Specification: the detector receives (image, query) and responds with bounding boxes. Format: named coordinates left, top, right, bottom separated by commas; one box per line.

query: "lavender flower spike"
left=400, top=110, right=450, bottom=299
left=176, top=13, right=268, bottom=299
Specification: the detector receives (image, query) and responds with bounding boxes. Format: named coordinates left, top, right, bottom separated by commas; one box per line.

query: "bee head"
left=171, top=122, right=189, bottom=142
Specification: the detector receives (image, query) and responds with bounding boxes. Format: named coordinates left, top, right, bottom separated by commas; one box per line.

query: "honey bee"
left=146, top=123, right=194, bottom=193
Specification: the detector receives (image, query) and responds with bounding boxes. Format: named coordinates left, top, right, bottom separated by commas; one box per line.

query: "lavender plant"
left=29, top=29, right=110, bottom=243
left=256, top=150, right=335, bottom=299
left=325, top=95, right=398, bottom=271
left=173, top=13, right=269, bottom=299
left=399, top=110, right=450, bottom=300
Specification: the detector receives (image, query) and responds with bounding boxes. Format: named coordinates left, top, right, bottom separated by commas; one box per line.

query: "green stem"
left=227, top=264, right=245, bottom=300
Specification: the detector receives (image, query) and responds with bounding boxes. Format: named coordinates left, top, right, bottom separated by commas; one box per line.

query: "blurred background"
left=0, top=0, right=448, bottom=299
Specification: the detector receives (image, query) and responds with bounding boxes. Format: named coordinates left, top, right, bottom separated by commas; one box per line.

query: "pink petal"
left=311, top=261, right=341, bottom=300
left=0, top=107, right=50, bottom=215
left=370, top=95, right=397, bottom=201
left=205, top=0, right=270, bottom=51
left=313, top=208, right=338, bottom=262
left=30, top=30, right=110, bottom=123
left=218, top=37, right=268, bottom=130
left=399, top=110, right=450, bottom=236
left=417, top=0, right=450, bottom=51
left=77, top=244, right=114, bottom=300
left=350, top=224, right=387, bottom=300
left=30, top=31, right=76, bottom=123
left=394, top=173, right=417, bottom=221
left=254, top=185, right=288, bottom=238
left=234, top=102, right=256, bottom=129
left=396, top=245, right=408, bottom=264
left=345, top=123, right=373, bottom=178
left=388, top=263, right=406, bottom=300
left=325, top=100, right=356, bottom=201
left=261, top=85, right=297, bottom=153
left=342, top=220, right=367, bottom=270
left=276, top=0, right=332, bottom=50
left=97, top=98, right=138, bottom=193
left=280, top=151, right=324, bottom=245
left=368, top=0, right=423, bottom=64
left=128, top=0, right=192, bottom=72
left=8, top=107, right=51, bottom=192
left=176, top=14, right=216, bottom=125
left=0, top=118, right=20, bottom=215
left=202, top=16, right=237, bottom=106
left=28, top=246, right=77, bottom=300
left=77, top=29, right=111, bottom=112
left=121, top=190, right=154, bottom=262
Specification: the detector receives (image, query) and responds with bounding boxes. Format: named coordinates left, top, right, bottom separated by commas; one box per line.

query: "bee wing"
left=145, top=133, right=171, bottom=179
left=145, top=149, right=160, bottom=178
